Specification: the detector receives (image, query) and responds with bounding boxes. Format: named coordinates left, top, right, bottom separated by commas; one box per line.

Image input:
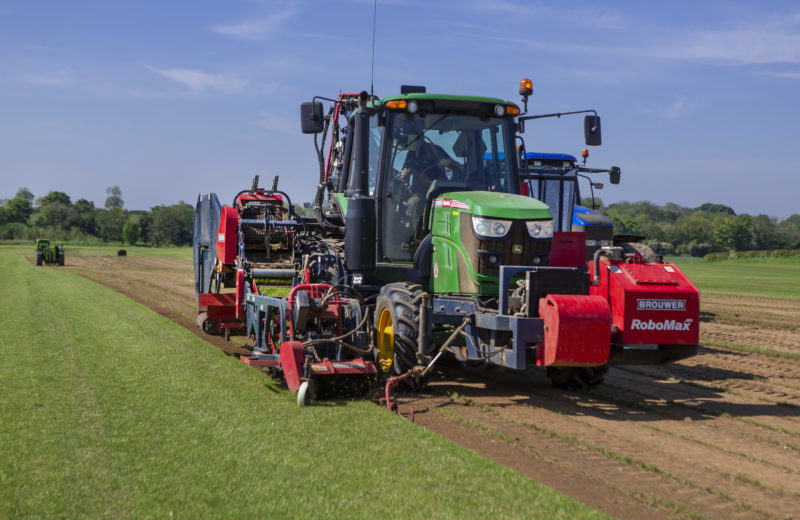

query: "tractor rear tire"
left=374, top=282, right=430, bottom=390
left=36, top=252, right=43, bottom=266
left=547, top=365, right=608, bottom=391
left=57, top=253, right=65, bottom=266
left=621, top=242, right=659, bottom=263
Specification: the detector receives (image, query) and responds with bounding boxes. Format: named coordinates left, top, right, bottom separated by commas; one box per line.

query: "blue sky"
left=2, top=0, right=799, bottom=218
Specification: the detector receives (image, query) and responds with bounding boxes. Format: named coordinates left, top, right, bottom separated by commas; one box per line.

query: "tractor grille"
left=460, top=215, right=552, bottom=277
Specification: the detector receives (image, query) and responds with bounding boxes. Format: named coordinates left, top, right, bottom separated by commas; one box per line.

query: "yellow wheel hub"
left=376, top=307, right=395, bottom=373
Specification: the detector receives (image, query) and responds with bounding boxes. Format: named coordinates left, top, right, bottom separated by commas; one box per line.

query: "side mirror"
left=609, top=166, right=621, bottom=184
left=584, top=115, right=602, bottom=146
left=300, top=101, right=324, bottom=134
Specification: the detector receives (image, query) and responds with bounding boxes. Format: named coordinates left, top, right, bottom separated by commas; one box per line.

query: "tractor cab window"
left=381, top=112, right=515, bottom=261
left=346, top=113, right=382, bottom=197
left=522, top=164, right=578, bottom=233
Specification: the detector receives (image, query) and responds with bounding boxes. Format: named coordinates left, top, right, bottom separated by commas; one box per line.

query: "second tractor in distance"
left=35, top=239, right=65, bottom=266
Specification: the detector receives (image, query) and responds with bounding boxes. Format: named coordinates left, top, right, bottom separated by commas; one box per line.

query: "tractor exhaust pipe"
left=591, top=246, right=624, bottom=285
left=344, top=91, right=376, bottom=272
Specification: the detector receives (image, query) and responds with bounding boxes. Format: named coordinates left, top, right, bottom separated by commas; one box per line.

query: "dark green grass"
left=0, top=249, right=604, bottom=519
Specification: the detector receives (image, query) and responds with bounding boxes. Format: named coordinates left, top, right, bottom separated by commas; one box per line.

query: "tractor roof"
left=379, top=92, right=512, bottom=104
left=523, top=152, right=577, bottom=163
left=372, top=93, right=519, bottom=115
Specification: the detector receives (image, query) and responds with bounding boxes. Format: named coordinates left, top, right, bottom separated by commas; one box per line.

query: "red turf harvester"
left=194, top=173, right=375, bottom=403
left=194, top=175, right=298, bottom=337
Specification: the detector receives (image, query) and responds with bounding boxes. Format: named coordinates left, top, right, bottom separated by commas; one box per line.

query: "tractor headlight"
left=525, top=220, right=553, bottom=238
left=472, top=216, right=512, bottom=238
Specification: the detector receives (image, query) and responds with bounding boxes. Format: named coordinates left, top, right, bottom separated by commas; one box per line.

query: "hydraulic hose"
left=301, top=304, right=372, bottom=349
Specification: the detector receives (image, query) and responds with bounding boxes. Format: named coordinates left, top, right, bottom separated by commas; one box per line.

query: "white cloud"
left=146, top=66, right=249, bottom=93
left=256, top=112, right=297, bottom=134
left=16, top=69, right=82, bottom=89
left=212, top=7, right=296, bottom=40
left=642, top=96, right=693, bottom=120
left=659, top=29, right=800, bottom=66
left=14, top=43, right=62, bottom=51
left=453, top=0, right=530, bottom=18
left=767, top=71, right=800, bottom=80
left=440, top=6, right=800, bottom=69
left=443, top=1, right=637, bottom=31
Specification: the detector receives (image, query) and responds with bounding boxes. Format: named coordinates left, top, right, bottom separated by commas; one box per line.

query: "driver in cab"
left=398, top=131, right=462, bottom=222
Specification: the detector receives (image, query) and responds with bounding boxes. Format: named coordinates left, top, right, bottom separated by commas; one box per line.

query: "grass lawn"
left=2, top=241, right=193, bottom=261
left=677, top=259, right=800, bottom=300
left=0, top=246, right=604, bottom=519
left=65, top=244, right=193, bottom=260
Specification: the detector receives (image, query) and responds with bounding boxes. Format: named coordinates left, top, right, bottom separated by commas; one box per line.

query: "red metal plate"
left=279, top=341, right=305, bottom=392
left=539, top=294, right=611, bottom=367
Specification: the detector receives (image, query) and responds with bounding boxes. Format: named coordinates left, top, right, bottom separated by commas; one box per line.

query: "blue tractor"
left=518, top=151, right=655, bottom=262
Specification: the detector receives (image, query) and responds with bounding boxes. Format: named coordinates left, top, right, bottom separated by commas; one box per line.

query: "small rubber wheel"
left=297, top=381, right=315, bottom=407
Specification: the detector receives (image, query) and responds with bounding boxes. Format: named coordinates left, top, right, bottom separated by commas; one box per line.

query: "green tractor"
left=292, top=84, right=697, bottom=392
left=35, top=239, right=65, bottom=266
left=301, top=86, right=610, bottom=387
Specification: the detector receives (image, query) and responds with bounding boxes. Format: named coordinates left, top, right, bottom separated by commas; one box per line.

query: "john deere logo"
left=512, top=244, right=523, bottom=254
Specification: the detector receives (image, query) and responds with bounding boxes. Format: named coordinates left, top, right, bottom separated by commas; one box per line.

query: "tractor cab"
left=374, top=102, right=521, bottom=263
left=302, top=89, right=555, bottom=294
left=520, top=152, right=619, bottom=260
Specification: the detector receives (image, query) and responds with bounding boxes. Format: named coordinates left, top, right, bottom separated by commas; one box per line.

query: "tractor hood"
left=573, top=205, right=612, bottom=227
left=435, top=191, right=552, bottom=220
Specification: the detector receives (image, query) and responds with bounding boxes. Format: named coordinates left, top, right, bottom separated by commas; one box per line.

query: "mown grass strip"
left=435, top=404, right=700, bottom=520
left=635, top=421, right=800, bottom=479
left=0, top=247, right=603, bottom=519
left=703, top=340, right=800, bottom=362
left=598, top=381, right=800, bottom=449
left=442, top=391, right=774, bottom=519
left=677, top=261, right=800, bottom=300
left=615, top=365, right=800, bottom=413
left=643, top=495, right=711, bottom=520
left=66, top=244, right=194, bottom=260
left=436, top=407, right=518, bottom=444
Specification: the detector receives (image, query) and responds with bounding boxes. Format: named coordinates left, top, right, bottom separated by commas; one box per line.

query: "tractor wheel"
left=374, top=282, right=429, bottom=390
left=36, top=251, right=43, bottom=266
left=620, top=242, right=659, bottom=263
left=57, top=253, right=65, bottom=266
left=546, top=365, right=608, bottom=391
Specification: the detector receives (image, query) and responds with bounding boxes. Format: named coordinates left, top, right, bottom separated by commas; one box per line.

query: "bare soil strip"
left=67, top=255, right=800, bottom=520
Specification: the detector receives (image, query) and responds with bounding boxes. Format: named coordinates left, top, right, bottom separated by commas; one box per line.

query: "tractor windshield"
left=381, top=111, right=516, bottom=261
left=521, top=164, right=578, bottom=233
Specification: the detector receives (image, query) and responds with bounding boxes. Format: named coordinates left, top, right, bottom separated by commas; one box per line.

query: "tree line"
left=594, top=199, right=800, bottom=256
left=0, top=186, right=193, bottom=246
left=3, top=186, right=799, bottom=255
